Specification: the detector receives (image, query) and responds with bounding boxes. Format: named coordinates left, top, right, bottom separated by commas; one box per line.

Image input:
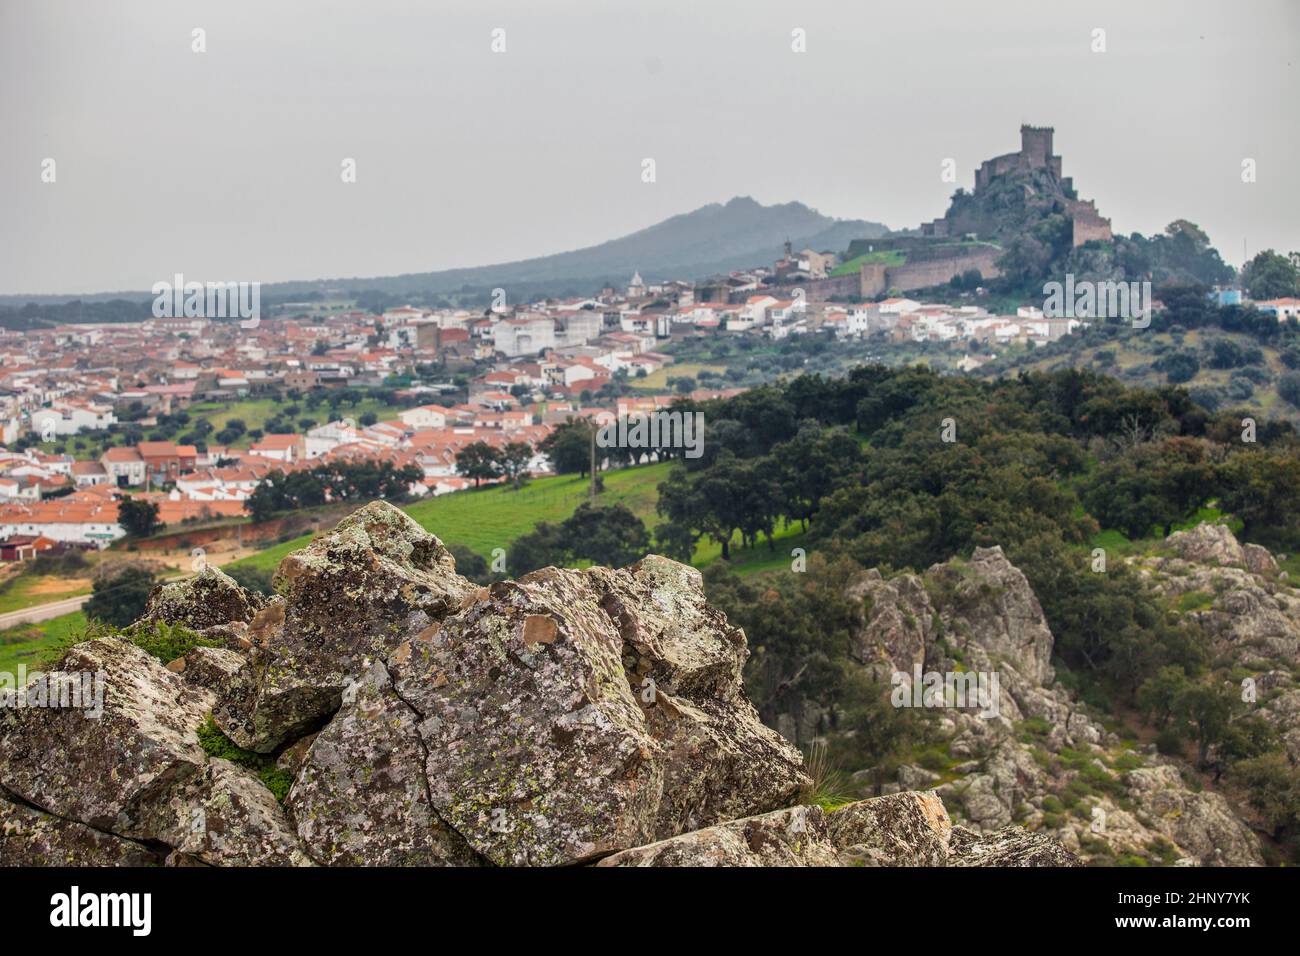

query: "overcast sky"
left=1, top=0, right=1296, bottom=296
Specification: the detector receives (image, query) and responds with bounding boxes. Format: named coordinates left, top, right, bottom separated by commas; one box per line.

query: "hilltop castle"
left=924, top=125, right=1112, bottom=248
left=797, top=125, right=1113, bottom=302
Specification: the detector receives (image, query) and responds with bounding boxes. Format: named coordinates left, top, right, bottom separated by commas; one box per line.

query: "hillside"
left=978, top=324, right=1300, bottom=421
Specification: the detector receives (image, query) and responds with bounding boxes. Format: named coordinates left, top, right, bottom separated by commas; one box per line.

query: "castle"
left=924, top=125, right=1112, bottom=247
left=796, top=125, right=1112, bottom=303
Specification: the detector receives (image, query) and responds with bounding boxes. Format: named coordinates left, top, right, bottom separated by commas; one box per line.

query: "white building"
left=30, top=402, right=117, bottom=437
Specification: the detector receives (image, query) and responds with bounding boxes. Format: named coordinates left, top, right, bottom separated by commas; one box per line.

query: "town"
left=2, top=256, right=1295, bottom=554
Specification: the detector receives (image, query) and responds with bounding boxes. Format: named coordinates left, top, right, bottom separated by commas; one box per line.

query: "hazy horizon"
left=2, top=0, right=1297, bottom=297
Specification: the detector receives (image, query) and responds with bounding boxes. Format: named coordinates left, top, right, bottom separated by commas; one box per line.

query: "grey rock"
left=827, top=791, right=952, bottom=866
left=595, top=805, right=839, bottom=867
left=948, top=825, right=1081, bottom=866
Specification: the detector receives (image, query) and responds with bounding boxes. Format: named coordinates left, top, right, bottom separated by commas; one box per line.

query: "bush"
left=125, top=620, right=220, bottom=663
left=1278, top=371, right=1300, bottom=409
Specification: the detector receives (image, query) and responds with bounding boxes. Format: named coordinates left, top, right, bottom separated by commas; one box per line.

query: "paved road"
left=0, top=594, right=92, bottom=630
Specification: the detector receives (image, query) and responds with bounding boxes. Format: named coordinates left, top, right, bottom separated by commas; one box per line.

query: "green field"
left=0, top=611, right=87, bottom=676
left=31, top=392, right=410, bottom=458
left=635, top=363, right=726, bottom=391
left=187, top=396, right=406, bottom=448
left=228, top=459, right=808, bottom=576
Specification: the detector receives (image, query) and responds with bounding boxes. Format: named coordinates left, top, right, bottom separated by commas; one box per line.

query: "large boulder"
left=128, top=758, right=312, bottom=867
left=1243, top=543, right=1280, bottom=577
left=827, top=791, right=952, bottom=866
left=0, top=797, right=162, bottom=867
left=1167, top=522, right=1247, bottom=568
left=0, top=638, right=213, bottom=834
left=390, top=558, right=809, bottom=866
left=287, top=662, right=480, bottom=866
left=216, top=502, right=475, bottom=752
left=1125, top=765, right=1263, bottom=866
left=927, top=546, right=1056, bottom=688
left=141, top=567, right=265, bottom=631
left=845, top=569, right=933, bottom=677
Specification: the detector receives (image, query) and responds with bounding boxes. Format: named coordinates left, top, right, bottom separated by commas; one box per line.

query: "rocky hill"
left=0, top=502, right=1072, bottom=868
left=793, top=521, right=1299, bottom=867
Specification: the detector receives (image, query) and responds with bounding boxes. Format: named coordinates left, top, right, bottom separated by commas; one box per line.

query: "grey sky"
left=1, top=0, right=1296, bottom=296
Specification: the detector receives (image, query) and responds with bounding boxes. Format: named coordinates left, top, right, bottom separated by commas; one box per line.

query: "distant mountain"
left=0, top=197, right=888, bottom=309
left=259, top=196, right=888, bottom=303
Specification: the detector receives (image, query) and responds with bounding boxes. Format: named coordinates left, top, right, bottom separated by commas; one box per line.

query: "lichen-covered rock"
left=172, top=646, right=247, bottom=697
left=837, top=541, right=1276, bottom=869
left=287, top=662, right=480, bottom=866
left=1124, top=765, right=1263, bottom=866
left=391, top=570, right=664, bottom=866
left=0, top=637, right=213, bottom=833
left=827, top=791, right=952, bottom=866
left=141, top=567, right=265, bottom=630
left=1243, top=543, right=1280, bottom=577
left=273, top=501, right=475, bottom=675
left=948, top=825, right=1080, bottom=866
left=594, top=557, right=809, bottom=838
left=217, top=501, right=475, bottom=752
left=129, top=758, right=313, bottom=867
left=0, top=797, right=163, bottom=866
left=927, top=546, right=1055, bottom=687
left=211, top=650, right=337, bottom=754
left=1167, top=522, right=1247, bottom=568
left=845, top=569, right=933, bottom=678
left=389, top=559, right=808, bottom=866
left=595, top=805, right=839, bottom=867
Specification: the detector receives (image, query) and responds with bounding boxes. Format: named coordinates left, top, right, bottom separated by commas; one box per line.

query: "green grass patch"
left=196, top=716, right=293, bottom=803
left=830, top=250, right=906, bottom=277
left=125, top=621, right=221, bottom=663
left=1175, top=590, right=1216, bottom=613
left=188, top=395, right=406, bottom=449
left=0, top=611, right=89, bottom=675
left=634, top=363, right=726, bottom=391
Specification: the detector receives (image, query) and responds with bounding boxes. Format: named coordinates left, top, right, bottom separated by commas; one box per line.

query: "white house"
left=30, top=401, right=117, bottom=437
left=398, top=404, right=450, bottom=430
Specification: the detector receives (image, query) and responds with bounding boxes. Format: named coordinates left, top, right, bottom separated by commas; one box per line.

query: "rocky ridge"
left=831, top=523, right=1296, bottom=866
left=0, top=501, right=1075, bottom=868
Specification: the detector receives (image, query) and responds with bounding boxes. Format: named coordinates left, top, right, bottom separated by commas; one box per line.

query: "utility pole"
left=589, top=422, right=596, bottom=503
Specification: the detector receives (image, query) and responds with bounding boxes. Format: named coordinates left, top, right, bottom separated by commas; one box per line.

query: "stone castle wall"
left=805, top=247, right=1002, bottom=300
left=1069, top=200, right=1113, bottom=246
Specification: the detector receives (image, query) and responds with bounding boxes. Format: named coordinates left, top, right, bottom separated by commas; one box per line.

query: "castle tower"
left=1019, top=125, right=1054, bottom=168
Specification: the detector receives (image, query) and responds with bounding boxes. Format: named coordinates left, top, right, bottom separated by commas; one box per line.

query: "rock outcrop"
left=828, top=526, right=1281, bottom=867
left=2, top=501, right=1074, bottom=867
left=1136, top=522, right=1300, bottom=764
